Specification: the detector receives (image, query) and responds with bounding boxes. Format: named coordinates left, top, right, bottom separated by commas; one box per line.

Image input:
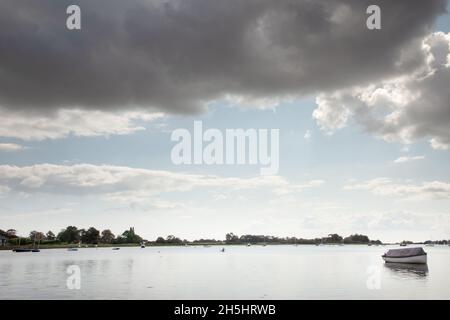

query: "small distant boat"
left=140, top=242, right=146, bottom=248
left=13, top=248, right=40, bottom=253
left=220, top=248, right=225, bottom=252
left=368, top=243, right=373, bottom=246
left=67, top=248, right=78, bottom=251
left=247, top=243, right=251, bottom=247
left=13, top=248, right=33, bottom=253
left=425, top=243, right=434, bottom=247
left=400, top=242, right=407, bottom=247
left=382, top=247, right=427, bottom=264
left=112, top=247, right=120, bottom=250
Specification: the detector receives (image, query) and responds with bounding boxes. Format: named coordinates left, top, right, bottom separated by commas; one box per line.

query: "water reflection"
left=384, top=263, right=429, bottom=278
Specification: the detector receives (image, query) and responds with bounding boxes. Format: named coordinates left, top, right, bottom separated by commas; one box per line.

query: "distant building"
left=0, top=234, right=8, bottom=246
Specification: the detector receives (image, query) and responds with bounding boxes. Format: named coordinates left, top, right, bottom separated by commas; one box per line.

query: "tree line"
left=224, top=233, right=382, bottom=245
left=8, top=227, right=450, bottom=246
left=3, top=229, right=382, bottom=246
left=3, top=227, right=143, bottom=245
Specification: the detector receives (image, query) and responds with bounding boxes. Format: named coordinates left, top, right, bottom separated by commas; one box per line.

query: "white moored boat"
left=382, top=247, right=427, bottom=264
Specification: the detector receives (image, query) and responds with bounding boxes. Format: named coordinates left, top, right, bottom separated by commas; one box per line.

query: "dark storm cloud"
left=313, top=32, right=450, bottom=150
left=0, top=0, right=447, bottom=113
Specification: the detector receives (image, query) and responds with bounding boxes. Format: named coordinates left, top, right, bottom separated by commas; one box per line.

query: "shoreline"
left=0, top=242, right=412, bottom=251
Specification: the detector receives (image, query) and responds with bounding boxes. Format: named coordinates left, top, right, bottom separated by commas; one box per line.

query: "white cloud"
left=103, top=191, right=185, bottom=210
left=0, top=109, right=164, bottom=140
left=313, top=32, right=450, bottom=150
left=224, top=94, right=294, bottom=110
left=430, top=137, right=450, bottom=150
left=344, top=178, right=450, bottom=200
left=212, top=194, right=228, bottom=201
left=0, top=143, right=26, bottom=152
left=393, top=155, right=425, bottom=164
left=0, top=164, right=323, bottom=203
left=273, top=179, right=325, bottom=196
left=400, top=145, right=410, bottom=153
left=304, top=130, right=312, bottom=140
left=313, top=93, right=350, bottom=133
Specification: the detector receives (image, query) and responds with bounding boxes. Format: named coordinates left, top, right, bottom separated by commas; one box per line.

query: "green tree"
left=81, top=227, right=100, bottom=244
left=29, top=231, right=45, bottom=241
left=327, top=234, right=343, bottom=243
left=225, top=233, right=239, bottom=244
left=120, top=227, right=142, bottom=244
left=57, top=226, right=79, bottom=243
left=78, top=229, right=86, bottom=242
left=155, top=237, right=166, bottom=244
left=343, top=234, right=370, bottom=244
left=100, top=229, right=115, bottom=243
left=46, top=231, right=56, bottom=240
left=166, top=235, right=182, bottom=244
left=6, top=229, right=17, bottom=237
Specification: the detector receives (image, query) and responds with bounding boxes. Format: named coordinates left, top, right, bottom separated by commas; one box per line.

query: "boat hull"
left=382, top=254, right=427, bottom=264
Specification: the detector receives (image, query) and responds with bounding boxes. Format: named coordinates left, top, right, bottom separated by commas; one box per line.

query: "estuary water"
left=1, top=245, right=449, bottom=300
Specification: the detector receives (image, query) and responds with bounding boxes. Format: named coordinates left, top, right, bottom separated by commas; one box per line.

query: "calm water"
left=1, top=245, right=449, bottom=299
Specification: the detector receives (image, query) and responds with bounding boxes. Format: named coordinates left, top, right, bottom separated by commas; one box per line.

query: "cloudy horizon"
left=1, top=0, right=450, bottom=242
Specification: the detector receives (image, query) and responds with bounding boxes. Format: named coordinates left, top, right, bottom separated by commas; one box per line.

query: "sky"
left=1, top=0, right=450, bottom=242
